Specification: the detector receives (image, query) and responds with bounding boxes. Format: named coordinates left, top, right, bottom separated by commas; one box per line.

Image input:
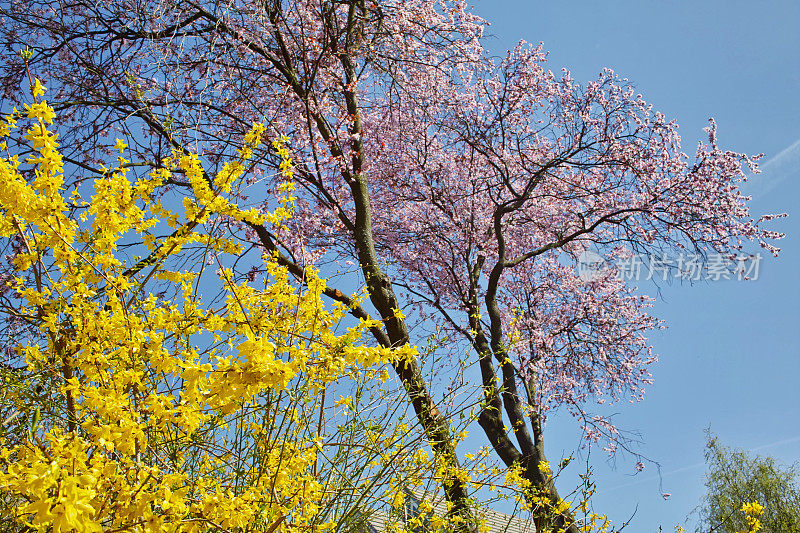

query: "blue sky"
left=469, top=1, right=800, bottom=530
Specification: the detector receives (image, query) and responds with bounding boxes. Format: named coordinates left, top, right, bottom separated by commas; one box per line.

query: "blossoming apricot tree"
left=0, top=1, right=785, bottom=531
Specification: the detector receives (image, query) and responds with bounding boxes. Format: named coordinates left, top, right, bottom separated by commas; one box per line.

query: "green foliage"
left=695, top=431, right=800, bottom=533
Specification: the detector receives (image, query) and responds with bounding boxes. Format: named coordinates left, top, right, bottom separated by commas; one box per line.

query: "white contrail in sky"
left=751, top=434, right=800, bottom=452
left=742, top=137, right=800, bottom=199
left=598, top=434, right=800, bottom=494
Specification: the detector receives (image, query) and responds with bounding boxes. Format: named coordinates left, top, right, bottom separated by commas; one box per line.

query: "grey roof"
left=362, top=489, right=536, bottom=533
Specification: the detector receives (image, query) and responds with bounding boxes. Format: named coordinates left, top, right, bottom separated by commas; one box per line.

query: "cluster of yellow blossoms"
left=738, top=501, right=765, bottom=533
left=0, top=77, right=414, bottom=532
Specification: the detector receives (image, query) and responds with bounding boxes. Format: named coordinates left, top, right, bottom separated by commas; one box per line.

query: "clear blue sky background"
left=469, top=1, right=800, bottom=530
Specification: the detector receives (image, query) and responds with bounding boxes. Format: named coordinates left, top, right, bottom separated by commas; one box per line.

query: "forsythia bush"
left=0, top=75, right=415, bottom=532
